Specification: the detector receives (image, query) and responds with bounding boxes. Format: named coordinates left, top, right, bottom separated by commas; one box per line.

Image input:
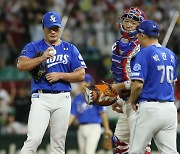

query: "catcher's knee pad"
left=111, top=135, right=129, bottom=154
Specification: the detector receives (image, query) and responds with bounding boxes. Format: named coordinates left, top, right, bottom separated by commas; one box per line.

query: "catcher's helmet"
left=121, top=7, right=145, bottom=23
left=117, top=7, right=146, bottom=38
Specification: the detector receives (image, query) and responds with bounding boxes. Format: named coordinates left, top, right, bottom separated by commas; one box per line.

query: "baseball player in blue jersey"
left=17, top=11, right=86, bottom=154
left=106, top=7, right=151, bottom=154
left=69, top=73, right=112, bottom=154
left=129, top=20, right=179, bottom=154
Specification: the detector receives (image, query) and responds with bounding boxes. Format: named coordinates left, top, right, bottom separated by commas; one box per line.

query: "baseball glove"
left=29, top=51, right=47, bottom=81
left=83, top=81, right=118, bottom=106
left=102, top=133, right=113, bottom=150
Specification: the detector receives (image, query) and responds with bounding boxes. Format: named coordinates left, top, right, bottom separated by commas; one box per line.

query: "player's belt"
left=80, top=123, right=90, bottom=125
left=33, top=90, right=68, bottom=94
left=80, top=123, right=100, bottom=125
left=147, top=100, right=173, bottom=103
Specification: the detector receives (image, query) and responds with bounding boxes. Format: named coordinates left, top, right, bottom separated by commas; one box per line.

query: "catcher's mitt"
left=83, top=81, right=118, bottom=106
left=29, top=51, right=47, bottom=81
left=102, top=134, right=113, bottom=150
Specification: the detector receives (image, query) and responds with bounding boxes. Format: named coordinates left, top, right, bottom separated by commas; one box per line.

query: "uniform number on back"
left=157, top=65, right=173, bottom=83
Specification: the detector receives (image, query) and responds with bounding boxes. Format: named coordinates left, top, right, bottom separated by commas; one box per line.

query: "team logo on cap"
left=50, top=15, right=57, bottom=22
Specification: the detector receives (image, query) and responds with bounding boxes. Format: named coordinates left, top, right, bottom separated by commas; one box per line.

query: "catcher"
left=84, top=7, right=151, bottom=154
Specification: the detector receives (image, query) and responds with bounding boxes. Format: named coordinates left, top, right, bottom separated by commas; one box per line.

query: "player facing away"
left=129, top=20, right=179, bottom=154
left=69, top=73, right=112, bottom=154
left=17, top=11, right=86, bottom=154
left=109, top=7, right=151, bottom=154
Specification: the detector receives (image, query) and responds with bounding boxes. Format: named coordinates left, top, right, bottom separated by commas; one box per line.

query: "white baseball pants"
left=114, top=102, right=135, bottom=144
left=129, top=101, right=178, bottom=154
left=20, top=92, right=71, bottom=154
left=78, top=124, right=101, bottom=154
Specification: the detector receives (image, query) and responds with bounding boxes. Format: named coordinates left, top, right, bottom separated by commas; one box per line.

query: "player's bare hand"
left=131, top=103, right=138, bottom=111
left=46, top=72, right=60, bottom=83
left=42, top=47, right=55, bottom=61
left=112, top=102, right=123, bottom=113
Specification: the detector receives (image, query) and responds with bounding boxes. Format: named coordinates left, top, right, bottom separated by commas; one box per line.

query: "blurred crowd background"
left=0, top=0, right=180, bottom=135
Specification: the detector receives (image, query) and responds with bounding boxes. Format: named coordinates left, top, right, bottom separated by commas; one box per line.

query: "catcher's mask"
left=117, top=7, right=145, bottom=39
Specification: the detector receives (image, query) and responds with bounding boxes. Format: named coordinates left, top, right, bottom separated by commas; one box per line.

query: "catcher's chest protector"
left=111, top=39, right=140, bottom=82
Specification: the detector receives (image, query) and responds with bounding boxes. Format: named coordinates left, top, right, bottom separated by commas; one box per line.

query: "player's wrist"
left=111, top=84, right=120, bottom=93
left=104, top=129, right=112, bottom=136
left=57, top=72, right=64, bottom=80
left=39, top=55, right=46, bottom=62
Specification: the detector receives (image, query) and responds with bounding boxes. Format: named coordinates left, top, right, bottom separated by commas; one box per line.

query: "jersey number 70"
left=157, top=65, right=174, bottom=83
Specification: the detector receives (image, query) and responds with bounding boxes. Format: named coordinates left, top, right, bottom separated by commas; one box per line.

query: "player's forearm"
left=58, top=68, right=85, bottom=83
left=111, top=82, right=126, bottom=92
left=101, top=112, right=110, bottom=133
left=111, top=80, right=131, bottom=93
left=129, top=80, right=143, bottom=105
left=68, top=115, right=75, bottom=126
left=17, top=56, right=46, bottom=71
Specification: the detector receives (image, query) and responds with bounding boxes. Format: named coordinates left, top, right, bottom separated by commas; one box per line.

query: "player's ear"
left=137, top=33, right=143, bottom=38
left=139, top=33, right=145, bottom=38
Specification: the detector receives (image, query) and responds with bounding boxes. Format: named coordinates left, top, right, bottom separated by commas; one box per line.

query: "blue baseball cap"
left=137, top=20, right=160, bottom=36
left=84, top=73, right=94, bottom=85
left=42, top=11, right=62, bottom=28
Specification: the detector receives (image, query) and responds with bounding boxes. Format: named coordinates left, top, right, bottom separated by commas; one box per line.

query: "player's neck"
left=44, top=39, right=61, bottom=46
left=143, top=39, right=158, bottom=48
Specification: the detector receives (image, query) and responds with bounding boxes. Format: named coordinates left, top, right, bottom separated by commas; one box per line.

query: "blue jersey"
left=131, top=44, right=178, bottom=102
left=71, top=94, right=106, bottom=124
left=19, top=39, right=87, bottom=93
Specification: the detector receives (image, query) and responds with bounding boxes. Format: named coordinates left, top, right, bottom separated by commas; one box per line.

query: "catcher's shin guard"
left=111, top=135, right=129, bottom=154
